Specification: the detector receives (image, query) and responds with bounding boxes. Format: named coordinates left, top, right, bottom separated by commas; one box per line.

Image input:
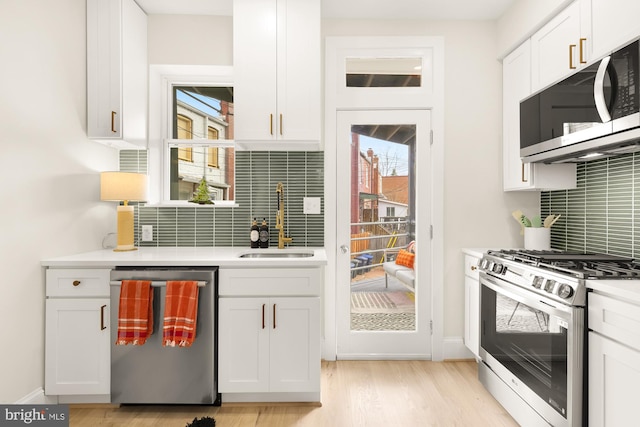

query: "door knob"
left=340, top=245, right=349, bottom=254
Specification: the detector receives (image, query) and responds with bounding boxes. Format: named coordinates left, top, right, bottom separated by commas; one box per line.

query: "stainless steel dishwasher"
left=110, top=267, right=219, bottom=405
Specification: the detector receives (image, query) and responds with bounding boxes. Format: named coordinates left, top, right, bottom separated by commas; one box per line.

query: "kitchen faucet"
left=276, top=182, right=292, bottom=249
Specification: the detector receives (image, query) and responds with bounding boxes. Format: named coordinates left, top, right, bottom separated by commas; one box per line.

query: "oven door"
left=479, top=272, right=583, bottom=427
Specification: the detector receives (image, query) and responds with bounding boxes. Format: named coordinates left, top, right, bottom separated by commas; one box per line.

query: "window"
left=147, top=65, right=235, bottom=204
left=177, top=115, right=193, bottom=162
left=168, top=84, right=235, bottom=202
left=386, top=206, right=396, bottom=217
left=207, top=127, right=219, bottom=168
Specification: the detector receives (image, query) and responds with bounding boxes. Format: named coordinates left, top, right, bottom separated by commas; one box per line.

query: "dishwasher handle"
left=109, top=280, right=208, bottom=287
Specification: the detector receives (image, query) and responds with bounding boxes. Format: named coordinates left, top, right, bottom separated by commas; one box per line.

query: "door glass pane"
left=349, top=124, right=416, bottom=331
left=346, top=57, right=422, bottom=87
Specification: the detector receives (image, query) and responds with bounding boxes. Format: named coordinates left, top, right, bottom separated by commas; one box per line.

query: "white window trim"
left=147, top=65, right=235, bottom=205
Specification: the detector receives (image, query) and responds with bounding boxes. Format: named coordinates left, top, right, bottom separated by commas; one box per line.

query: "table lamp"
left=100, top=172, right=148, bottom=251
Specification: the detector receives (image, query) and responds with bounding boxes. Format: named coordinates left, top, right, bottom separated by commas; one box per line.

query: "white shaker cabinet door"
left=531, top=0, right=588, bottom=93
left=87, top=0, right=147, bottom=148
left=45, top=298, right=110, bottom=395
left=589, top=332, right=640, bottom=426
left=269, top=297, right=321, bottom=393
left=233, top=0, right=320, bottom=144
left=590, top=0, right=640, bottom=59
left=218, top=297, right=270, bottom=393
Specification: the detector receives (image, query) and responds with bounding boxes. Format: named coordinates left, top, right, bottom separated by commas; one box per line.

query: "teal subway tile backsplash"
left=120, top=150, right=324, bottom=247
left=541, top=153, right=638, bottom=257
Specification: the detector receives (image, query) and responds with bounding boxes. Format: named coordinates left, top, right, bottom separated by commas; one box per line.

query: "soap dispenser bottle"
left=250, top=218, right=259, bottom=248
left=259, top=218, right=269, bottom=248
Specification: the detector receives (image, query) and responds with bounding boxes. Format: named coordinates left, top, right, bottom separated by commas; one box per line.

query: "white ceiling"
left=135, top=0, right=517, bottom=20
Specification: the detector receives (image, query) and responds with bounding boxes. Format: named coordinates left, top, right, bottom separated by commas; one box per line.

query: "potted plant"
left=189, top=176, right=213, bottom=205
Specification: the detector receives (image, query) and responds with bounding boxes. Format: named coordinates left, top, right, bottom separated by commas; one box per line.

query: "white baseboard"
left=14, top=388, right=57, bottom=405
left=442, top=336, right=475, bottom=360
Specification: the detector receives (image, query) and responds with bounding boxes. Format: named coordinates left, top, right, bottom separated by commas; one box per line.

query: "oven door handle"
left=480, top=273, right=572, bottom=318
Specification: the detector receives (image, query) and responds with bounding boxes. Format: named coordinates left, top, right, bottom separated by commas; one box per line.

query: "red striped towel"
left=116, top=280, right=153, bottom=345
left=163, top=281, right=199, bottom=347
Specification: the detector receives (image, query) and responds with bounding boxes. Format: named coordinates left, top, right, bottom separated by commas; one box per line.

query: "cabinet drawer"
left=219, top=268, right=321, bottom=296
left=46, top=269, right=111, bottom=297
left=589, top=292, right=640, bottom=351
left=464, top=255, right=480, bottom=280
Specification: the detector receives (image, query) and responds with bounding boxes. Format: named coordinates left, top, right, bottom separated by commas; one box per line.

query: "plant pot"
left=524, top=227, right=550, bottom=250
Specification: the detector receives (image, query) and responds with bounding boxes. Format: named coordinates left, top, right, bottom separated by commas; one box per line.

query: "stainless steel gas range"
left=477, top=249, right=640, bottom=427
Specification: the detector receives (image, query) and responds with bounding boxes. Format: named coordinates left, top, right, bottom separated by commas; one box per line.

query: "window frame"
left=147, top=65, right=235, bottom=206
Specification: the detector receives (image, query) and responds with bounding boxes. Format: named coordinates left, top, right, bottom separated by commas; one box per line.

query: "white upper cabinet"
left=233, top=0, right=320, bottom=148
left=87, top=0, right=147, bottom=149
left=503, top=40, right=577, bottom=191
left=590, top=0, right=640, bottom=59
left=531, top=0, right=591, bottom=93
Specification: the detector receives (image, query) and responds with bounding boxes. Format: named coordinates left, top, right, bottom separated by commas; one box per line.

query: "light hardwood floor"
left=70, top=360, right=518, bottom=426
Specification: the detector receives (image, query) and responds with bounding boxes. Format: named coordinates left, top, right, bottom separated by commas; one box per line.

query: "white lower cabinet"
left=45, top=269, right=111, bottom=399
left=218, top=297, right=320, bottom=393
left=463, top=253, right=480, bottom=358
left=588, top=333, right=640, bottom=426
left=218, top=267, right=321, bottom=401
left=588, top=291, right=640, bottom=426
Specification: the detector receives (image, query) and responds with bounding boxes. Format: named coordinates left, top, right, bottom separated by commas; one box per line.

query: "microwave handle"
left=594, top=56, right=612, bottom=123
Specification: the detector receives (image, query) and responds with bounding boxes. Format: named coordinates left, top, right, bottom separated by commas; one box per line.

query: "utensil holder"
left=524, top=227, right=550, bottom=250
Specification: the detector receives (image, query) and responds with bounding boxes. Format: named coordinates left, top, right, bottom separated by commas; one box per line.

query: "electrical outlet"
left=141, top=225, right=153, bottom=242
left=303, top=197, right=321, bottom=214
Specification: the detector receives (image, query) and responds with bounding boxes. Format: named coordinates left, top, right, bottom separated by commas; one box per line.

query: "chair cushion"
left=395, top=249, right=415, bottom=269
left=396, top=269, right=415, bottom=287
left=383, top=262, right=408, bottom=276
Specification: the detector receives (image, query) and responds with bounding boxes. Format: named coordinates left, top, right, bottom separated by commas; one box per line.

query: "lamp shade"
left=100, top=172, right=148, bottom=202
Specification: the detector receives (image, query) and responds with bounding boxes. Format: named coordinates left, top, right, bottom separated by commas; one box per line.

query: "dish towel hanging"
left=116, top=280, right=154, bottom=345
left=163, top=281, right=199, bottom=347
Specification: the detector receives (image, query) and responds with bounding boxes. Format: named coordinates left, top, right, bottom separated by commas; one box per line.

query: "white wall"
left=322, top=19, right=539, bottom=341
left=0, top=0, right=118, bottom=402
left=147, top=15, right=233, bottom=65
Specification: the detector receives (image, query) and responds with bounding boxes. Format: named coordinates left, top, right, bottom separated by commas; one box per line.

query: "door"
left=270, top=297, right=321, bottom=392
left=589, top=332, right=640, bottom=426
left=336, top=109, right=431, bottom=358
left=45, top=298, right=110, bottom=395
left=218, top=297, right=269, bottom=393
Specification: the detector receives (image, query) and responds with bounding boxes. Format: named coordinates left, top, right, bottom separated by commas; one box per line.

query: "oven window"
left=481, top=284, right=568, bottom=418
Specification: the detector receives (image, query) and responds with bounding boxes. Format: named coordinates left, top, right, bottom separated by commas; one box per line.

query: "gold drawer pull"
left=569, top=44, right=577, bottom=69
left=72, top=280, right=81, bottom=287
left=111, top=111, right=117, bottom=133
left=273, top=303, right=277, bottom=329
left=471, top=266, right=477, bottom=271
left=100, top=305, right=107, bottom=330
left=579, top=38, right=587, bottom=64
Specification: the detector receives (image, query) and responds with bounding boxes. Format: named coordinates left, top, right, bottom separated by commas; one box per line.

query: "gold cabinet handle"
left=521, top=163, right=528, bottom=183
left=579, top=38, right=587, bottom=64
left=111, top=111, right=117, bottom=133
left=279, top=114, right=283, bottom=136
left=569, top=44, right=577, bottom=69
left=262, top=303, right=266, bottom=329
left=273, top=303, right=276, bottom=329
left=269, top=114, right=273, bottom=135
left=72, top=280, right=81, bottom=287
left=100, top=304, right=107, bottom=330
left=471, top=266, right=477, bottom=271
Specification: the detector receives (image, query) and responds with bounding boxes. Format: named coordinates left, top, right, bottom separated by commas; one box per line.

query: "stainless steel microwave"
left=520, top=39, right=640, bottom=163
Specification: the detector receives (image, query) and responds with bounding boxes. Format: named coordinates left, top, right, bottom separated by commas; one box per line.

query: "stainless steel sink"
left=239, top=252, right=314, bottom=258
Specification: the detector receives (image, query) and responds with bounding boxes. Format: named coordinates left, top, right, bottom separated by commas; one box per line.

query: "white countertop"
left=462, top=248, right=491, bottom=258
left=41, top=247, right=327, bottom=268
